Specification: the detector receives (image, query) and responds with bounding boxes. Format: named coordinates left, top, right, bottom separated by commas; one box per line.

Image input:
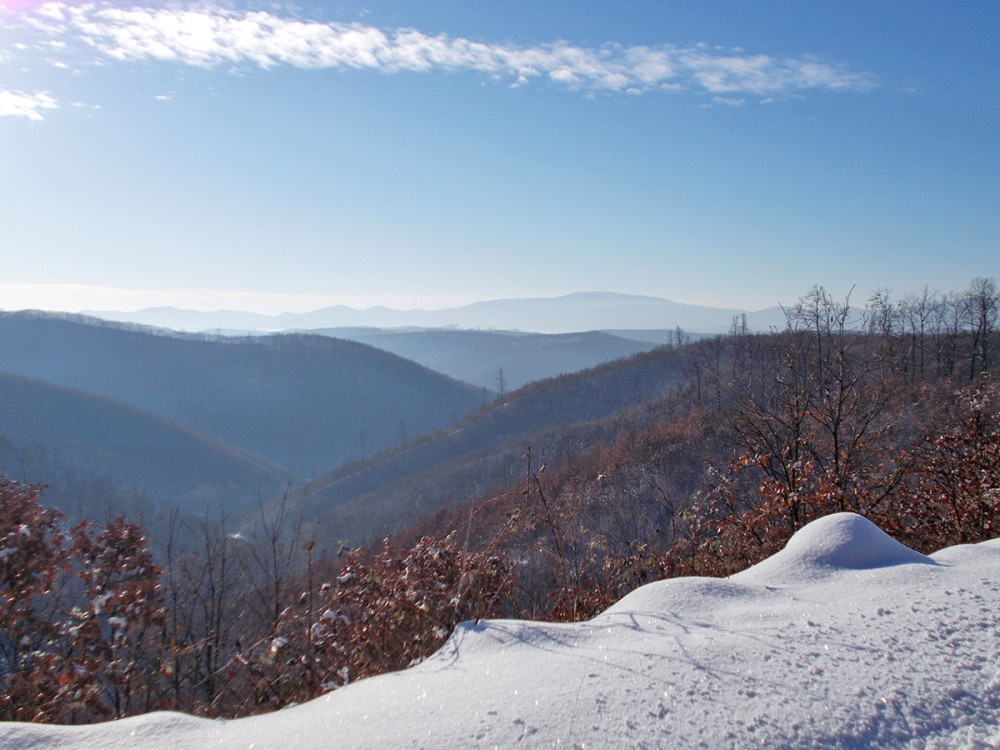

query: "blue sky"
left=1, top=0, right=997, bottom=314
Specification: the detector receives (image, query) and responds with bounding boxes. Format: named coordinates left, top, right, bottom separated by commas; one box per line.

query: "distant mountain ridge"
left=0, top=312, right=484, bottom=479
left=315, top=328, right=658, bottom=390
left=83, top=292, right=787, bottom=334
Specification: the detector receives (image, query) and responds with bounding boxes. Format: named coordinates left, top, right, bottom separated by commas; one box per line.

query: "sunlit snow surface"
left=3, top=513, right=1000, bottom=749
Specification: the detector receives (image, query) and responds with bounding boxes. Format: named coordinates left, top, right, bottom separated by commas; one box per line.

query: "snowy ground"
left=2, top=513, right=999, bottom=749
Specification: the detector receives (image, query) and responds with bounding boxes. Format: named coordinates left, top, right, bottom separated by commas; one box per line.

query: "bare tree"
left=726, top=287, right=904, bottom=529
left=967, top=277, right=999, bottom=378
left=899, top=286, right=937, bottom=382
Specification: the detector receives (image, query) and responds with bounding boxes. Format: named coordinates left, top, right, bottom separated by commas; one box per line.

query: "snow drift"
left=2, top=512, right=999, bottom=749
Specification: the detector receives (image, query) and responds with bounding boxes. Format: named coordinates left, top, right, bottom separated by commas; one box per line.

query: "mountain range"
left=0, top=312, right=485, bottom=515
left=0, top=297, right=770, bottom=539
left=84, top=292, right=787, bottom=334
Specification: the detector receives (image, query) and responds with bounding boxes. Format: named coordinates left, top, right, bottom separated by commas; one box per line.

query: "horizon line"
left=0, top=284, right=783, bottom=316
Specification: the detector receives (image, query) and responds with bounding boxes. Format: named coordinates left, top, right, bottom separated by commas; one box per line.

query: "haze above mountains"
left=84, top=292, right=787, bottom=335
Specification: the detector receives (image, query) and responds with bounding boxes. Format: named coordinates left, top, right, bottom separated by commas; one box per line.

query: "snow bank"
left=2, top=512, right=999, bottom=749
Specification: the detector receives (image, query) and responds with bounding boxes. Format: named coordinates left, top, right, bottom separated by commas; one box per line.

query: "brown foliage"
left=889, top=380, right=1000, bottom=550
left=0, top=481, right=165, bottom=723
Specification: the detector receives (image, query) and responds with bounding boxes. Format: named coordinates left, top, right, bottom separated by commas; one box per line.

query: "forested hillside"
left=0, top=372, right=291, bottom=519
left=310, top=327, right=657, bottom=390
left=417, top=280, right=1000, bottom=615
left=0, top=312, right=485, bottom=477
left=254, top=340, right=691, bottom=544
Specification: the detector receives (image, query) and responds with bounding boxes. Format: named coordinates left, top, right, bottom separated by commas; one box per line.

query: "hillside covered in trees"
left=311, top=326, right=659, bottom=391
left=0, top=313, right=486, bottom=518
left=0, top=372, right=292, bottom=519
left=0, top=278, right=997, bottom=724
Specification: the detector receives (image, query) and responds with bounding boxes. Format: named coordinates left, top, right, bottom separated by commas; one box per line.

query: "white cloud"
left=25, top=2, right=878, bottom=98
left=0, top=89, right=58, bottom=120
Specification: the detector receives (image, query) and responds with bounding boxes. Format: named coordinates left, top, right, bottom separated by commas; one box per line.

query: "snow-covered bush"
left=0, top=479, right=166, bottom=723
left=69, top=518, right=167, bottom=718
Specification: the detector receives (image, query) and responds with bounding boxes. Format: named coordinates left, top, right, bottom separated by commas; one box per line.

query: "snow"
left=733, top=511, right=936, bottom=583
left=3, top=512, right=999, bottom=749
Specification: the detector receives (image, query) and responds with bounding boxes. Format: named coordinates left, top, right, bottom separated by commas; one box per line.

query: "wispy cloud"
left=25, top=2, right=878, bottom=98
left=0, top=88, right=57, bottom=119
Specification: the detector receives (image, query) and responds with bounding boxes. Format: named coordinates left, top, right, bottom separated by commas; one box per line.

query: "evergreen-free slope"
left=0, top=372, right=291, bottom=515
left=0, top=312, right=484, bottom=477
left=265, top=344, right=688, bottom=542
left=314, top=327, right=657, bottom=390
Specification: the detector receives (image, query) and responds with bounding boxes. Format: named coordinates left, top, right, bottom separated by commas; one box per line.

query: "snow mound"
left=734, top=512, right=934, bottom=584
